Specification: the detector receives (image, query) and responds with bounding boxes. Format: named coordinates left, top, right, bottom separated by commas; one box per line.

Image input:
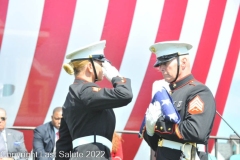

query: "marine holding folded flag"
left=56, top=40, right=133, bottom=160
left=140, top=41, right=216, bottom=160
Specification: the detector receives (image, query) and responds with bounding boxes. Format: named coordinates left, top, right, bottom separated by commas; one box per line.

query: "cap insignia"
left=150, top=47, right=156, bottom=53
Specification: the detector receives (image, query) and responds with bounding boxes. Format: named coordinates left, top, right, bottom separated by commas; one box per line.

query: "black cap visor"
left=91, top=54, right=108, bottom=62
left=154, top=57, right=175, bottom=67
left=154, top=52, right=189, bottom=67
left=71, top=54, right=111, bottom=63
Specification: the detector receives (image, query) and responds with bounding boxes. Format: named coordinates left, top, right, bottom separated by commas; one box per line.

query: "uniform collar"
left=73, top=78, right=89, bottom=84
left=169, top=74, right=194, bottom=90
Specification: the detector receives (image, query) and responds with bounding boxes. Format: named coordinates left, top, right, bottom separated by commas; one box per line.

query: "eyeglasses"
left=0, top=117, right=6, bottom=121
left=71, top=54, right=111, bottom=63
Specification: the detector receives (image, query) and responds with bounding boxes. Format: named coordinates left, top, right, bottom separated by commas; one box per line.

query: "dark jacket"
left=56, top=77, right=133, bottom=160
left=144, top=74, right=216, bottom=160
left=33, top=122, right=56, bottom=160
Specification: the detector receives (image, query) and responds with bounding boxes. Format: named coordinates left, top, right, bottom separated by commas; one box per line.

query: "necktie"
left=0, top=131, right=7, bottom=157
left=56, top=131, right=59, bottom=141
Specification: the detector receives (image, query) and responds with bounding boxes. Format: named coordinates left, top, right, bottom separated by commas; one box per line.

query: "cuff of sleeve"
left=112, top=77, right=126, bottom=84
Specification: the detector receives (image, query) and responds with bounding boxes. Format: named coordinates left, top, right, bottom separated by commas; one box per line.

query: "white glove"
left=145, top=102, right=162, bottom=136
left=102, top=61, right=121, bottom=81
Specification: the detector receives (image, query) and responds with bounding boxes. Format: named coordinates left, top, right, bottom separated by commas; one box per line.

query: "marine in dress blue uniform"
left=142, top=41, right=216, bottom=160
left=56, top=40, right=133, bottom=160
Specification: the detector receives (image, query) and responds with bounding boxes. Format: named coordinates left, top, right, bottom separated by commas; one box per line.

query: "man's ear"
left=181, top=57, right=187, bottom=70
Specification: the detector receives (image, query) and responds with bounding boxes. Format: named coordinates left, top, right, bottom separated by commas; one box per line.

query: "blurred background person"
left=0, top=108, right=28, bottom=160
left=111, top=131, right=123, bottom=160
left=33, top=107, right=62, bottom=160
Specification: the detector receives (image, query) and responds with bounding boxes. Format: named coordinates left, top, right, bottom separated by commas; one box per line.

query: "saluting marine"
left=56, top=40, right=133, bottom=160
left=143, top=41, right=216, bottom=160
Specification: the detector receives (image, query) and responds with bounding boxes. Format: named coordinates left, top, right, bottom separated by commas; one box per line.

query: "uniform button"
left=168, top=128, right=171, bottom=131
left=160, top=127, right=163, bottom=130
left=173, top=83, right=177, bottom=88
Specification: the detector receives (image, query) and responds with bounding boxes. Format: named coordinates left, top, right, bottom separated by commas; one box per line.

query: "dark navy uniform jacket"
left=144, top=74, right=216, bottom=154
left=56, top=77, right=132, bottom=160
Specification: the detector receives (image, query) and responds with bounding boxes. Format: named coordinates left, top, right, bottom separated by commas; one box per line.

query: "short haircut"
left=52, top=107, right=62, bottom=115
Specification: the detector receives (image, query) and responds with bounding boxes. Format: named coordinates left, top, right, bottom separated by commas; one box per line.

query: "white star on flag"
left=161, top=99, right=171, bottom=106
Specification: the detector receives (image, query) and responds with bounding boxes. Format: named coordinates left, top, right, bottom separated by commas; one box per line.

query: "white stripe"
left=180, top=0, right=210, bottom=67
left=63, top=0, right=109, bottom=52
left=134, top=140, right=151, bottom=160
left=205, top=0, right=239, bottom=96
left=115, top=0, right=165, bottom=131
left=0, top=0, right=44, bottom=126
left=45, top=0, right=109, bottom=123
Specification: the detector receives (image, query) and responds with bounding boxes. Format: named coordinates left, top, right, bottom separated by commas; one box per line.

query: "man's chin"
left=163, top=78, right=172, bottom=83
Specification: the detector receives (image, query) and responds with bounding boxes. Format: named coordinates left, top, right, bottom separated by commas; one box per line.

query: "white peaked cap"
left=149, top=41, right=192, bottom=58
left=66, top=40, right=106, bottom=61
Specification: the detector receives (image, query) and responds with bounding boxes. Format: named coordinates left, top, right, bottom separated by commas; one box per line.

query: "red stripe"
left=210, top=8, right=240, bottom=151
left=192, top=0, right=227, bottom=83
left=14, top=0, right=76, bottom=126
left=97, top=0, right=136, bottom=89
left=122, top=1, right=188, bottom=159
left=0, top=0, right=9, bottom=50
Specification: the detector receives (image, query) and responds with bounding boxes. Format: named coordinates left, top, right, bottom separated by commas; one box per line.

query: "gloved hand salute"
left=102, top=61, right=122, bottom=81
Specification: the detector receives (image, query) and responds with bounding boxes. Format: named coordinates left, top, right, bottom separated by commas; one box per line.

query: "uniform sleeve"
left=143, top=130, right=159, bottom=151
left=56, top=118, right=72, bottom=160
left=176, top=85, right=216, bottom=143
left=79, top=77, right=133, bottom=111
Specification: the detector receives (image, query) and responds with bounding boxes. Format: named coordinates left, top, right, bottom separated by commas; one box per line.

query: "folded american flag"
left=139, top=86, right=181, bottom=138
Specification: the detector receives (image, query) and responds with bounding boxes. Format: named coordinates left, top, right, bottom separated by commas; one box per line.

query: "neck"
left=75, top=73, right=94, bottom=83
left=176, top=68, right=191, bottom=81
